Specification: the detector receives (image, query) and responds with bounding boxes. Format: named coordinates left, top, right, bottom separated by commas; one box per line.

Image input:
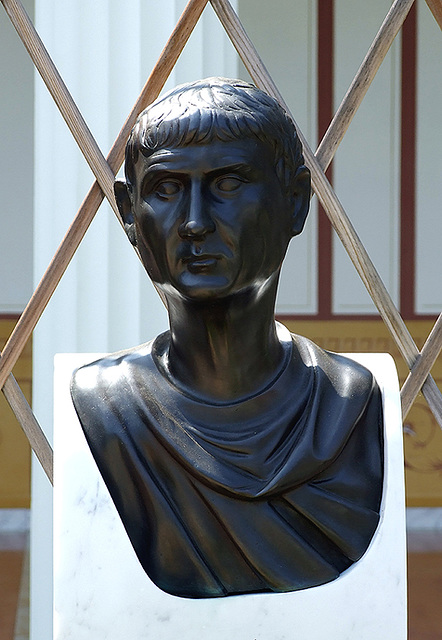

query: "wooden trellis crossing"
left=1, top=0, right=441, bottom=486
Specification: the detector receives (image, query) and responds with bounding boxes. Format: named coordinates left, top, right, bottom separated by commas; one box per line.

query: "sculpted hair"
left=124, top=77, right=305, bottom=193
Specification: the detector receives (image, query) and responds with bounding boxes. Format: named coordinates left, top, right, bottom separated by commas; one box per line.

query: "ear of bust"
left=291, top=166, right=311, bottom=237
left=114, top=181, right=137, bottom=246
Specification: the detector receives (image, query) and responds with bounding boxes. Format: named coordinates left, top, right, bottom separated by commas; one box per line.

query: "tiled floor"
left=0, top=533, right=441, bottom=640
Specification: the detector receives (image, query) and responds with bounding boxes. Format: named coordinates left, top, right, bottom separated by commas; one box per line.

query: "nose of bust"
left=178, top=184, right=215, bottom=239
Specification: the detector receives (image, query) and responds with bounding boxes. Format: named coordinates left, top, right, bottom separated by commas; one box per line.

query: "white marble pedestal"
left=54, top=353, right=406, bottom=639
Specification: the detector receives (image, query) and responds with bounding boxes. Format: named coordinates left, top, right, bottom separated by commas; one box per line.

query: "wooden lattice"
left=1, top=0, right=441, bottom=485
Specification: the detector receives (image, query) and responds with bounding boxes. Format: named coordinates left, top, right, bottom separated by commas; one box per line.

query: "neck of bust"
left=161, top=276, right=285, bottom=403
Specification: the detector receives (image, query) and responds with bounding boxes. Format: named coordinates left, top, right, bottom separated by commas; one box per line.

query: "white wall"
left=238, top=0, right=318, bottom=315
left=416, top=0, right=442, bottom=314
left=333, top=0, right=401, bottom=315
left=235, top=1, right=401, bottom=317
left=0, top=0, right=34, bottom=313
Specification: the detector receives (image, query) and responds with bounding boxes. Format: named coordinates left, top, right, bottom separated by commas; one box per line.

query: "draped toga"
left=71, top=326, right=383, bottom=599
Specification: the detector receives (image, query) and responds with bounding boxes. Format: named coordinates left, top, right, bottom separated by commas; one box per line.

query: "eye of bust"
left=155, top=180, right=182, bottom=198
left=215, top=176, right=245, bottom=192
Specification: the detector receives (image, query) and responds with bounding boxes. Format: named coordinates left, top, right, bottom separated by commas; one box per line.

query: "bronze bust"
left=71, top=78, right=383, bottom=599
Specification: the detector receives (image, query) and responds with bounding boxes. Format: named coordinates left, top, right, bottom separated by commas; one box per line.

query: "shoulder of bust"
left=292, top=333, right=377, bottom=400
left=70, top=340, right=155, bottom=397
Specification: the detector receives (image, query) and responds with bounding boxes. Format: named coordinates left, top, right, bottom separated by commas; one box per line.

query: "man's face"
left=126, top=137, right=298, bottom=301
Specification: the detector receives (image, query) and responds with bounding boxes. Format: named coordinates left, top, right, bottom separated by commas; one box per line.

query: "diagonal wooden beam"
left=0, top=0, right=209, bottom=395
left=210, top=0, right=442, bottom=427
left=401, top=311, right=442, bottom=418
left=425, top=0, right=442, bottom=30
left=2, top=374, right=53, bottom=484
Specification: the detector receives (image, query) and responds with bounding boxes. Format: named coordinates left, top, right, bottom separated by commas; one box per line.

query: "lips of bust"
left=182, top=252, right=221, bottom=273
